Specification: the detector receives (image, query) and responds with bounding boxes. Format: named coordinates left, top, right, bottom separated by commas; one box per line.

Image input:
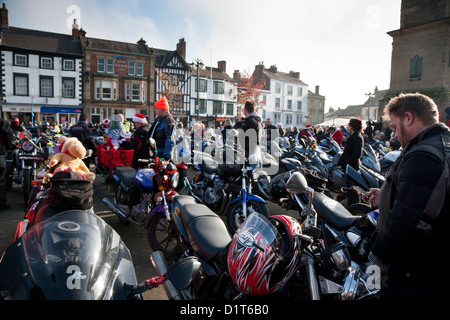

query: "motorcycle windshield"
left=21, top=210, right=125, bottom=300
left=234, top=212, right=280, bottom=254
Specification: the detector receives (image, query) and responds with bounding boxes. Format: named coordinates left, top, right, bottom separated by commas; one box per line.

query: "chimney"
left=269, top=65, right=277, bottom=73
left=233, top=70, right=241, bottom=81
left=72, top=18, right=79, bottom=39
left=218, top=60, right=226, bottom=73
left=289, top=70, right=300, bottom=79
left=0, top=3, right=9, bottom=31
left=137, top=37, right=146, bottom=46
left=315, top=85, right=320, bottom=95
left=177, top=38, right=186, bottom=60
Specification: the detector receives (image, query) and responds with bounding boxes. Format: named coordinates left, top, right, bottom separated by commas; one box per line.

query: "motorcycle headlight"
left=171, top=172, right=179, bottom=189
left=22, top=141, right=34, bottom=152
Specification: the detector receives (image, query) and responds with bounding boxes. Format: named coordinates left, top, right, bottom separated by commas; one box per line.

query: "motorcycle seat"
left=181, top=203, right=231, bottom=261
left=32, top=200, right=62, bottom=226
left=312, top=192, right=360, bottom=231
left=115, top=167, right=136, bottom=187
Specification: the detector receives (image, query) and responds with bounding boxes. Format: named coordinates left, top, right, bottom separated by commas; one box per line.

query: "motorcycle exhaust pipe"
left=102, top=197, right=128, bottom=219
left=150, top=251, right=183, bottom=300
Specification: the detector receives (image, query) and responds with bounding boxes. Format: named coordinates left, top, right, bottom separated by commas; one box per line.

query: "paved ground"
left=0, top=165, right=300, bottom=300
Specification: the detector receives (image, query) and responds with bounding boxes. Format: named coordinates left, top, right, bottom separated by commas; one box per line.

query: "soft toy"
left=48, top=136, right=96, bottom=181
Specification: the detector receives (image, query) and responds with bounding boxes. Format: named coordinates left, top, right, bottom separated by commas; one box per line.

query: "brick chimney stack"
left=218, top=60, right=226, bottom=73
left=72, top=18, right=79, bottom=39
left=177, top=38, right=186, bottom=60
left=0, top=3, right=9, bottom=31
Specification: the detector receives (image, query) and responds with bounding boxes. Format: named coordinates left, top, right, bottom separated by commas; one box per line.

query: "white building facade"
left=252, top=63, right=309, bottom=129
left=189, top=60, right=237, bottom=128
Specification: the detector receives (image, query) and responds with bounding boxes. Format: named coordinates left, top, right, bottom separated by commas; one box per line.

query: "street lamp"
left=191, top=59, right=203, bottom=125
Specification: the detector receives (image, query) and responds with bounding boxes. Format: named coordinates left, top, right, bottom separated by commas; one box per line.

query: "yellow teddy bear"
left=48, top=136, right=96, bottom=181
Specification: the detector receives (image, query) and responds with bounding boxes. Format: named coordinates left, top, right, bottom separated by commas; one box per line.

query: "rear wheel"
left=147, top=212, right=180, bottom=259
left=226, top=200, right=270, bottom=235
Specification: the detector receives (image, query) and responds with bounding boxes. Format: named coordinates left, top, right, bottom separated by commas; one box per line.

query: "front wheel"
left=226, top=200, right=270, bottom=234
left=22, top=168, right=32, bottom=207
left=147, top=212, right=180, bottom=259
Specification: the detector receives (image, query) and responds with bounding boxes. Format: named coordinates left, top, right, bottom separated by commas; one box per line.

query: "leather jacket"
left=371, top=123, right=450, bottom=299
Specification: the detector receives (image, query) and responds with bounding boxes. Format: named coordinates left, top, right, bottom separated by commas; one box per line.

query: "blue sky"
left=5, top=0, right=402, bottom=112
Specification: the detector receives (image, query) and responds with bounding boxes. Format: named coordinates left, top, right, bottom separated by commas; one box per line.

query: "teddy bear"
left=48, top=136, right=96, bottom=181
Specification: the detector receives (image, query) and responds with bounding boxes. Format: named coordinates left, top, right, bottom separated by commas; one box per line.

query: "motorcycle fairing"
left=0, top=210, right=138, bottom=300
left=230, top=193, right=267, bottom=205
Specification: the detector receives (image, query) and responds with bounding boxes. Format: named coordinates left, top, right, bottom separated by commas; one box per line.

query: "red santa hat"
left=102, top=119, right=111, bottom=128
left=305, top=124, right=313, bottom=130
left=132, top=113, right=148, bottom=124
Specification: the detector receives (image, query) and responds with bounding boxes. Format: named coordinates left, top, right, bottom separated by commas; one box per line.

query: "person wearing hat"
left=148, top=96, right=176, bottom=160
left=130, top=113, right=150, bottom=169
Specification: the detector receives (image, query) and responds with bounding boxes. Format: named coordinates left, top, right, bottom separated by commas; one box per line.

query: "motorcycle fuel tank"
left=134, top=168, right=156, bottom=193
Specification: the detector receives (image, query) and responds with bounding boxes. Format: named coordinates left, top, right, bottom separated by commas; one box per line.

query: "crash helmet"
left=10, top=117, right=20, bottom=126
left=227, top=213, right=302, bottom=296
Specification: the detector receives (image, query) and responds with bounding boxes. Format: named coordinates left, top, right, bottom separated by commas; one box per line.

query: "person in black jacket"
left=338, top=118, right=364, bottom=171
left=356, top=93, right=450, bottom=300
left=338, top=118, right=364, bottom=206
left=0, top=118, right=15, bottom=211
left=69, top=114, right=95, bottom=167
left=233, top=101, right=262, bottom=160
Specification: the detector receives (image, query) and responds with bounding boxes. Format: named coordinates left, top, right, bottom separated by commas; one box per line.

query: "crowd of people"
left=1, top=93, right=449, bottom=300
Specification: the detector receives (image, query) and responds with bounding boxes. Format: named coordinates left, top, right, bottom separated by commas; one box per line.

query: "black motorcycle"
left=150, top=193, right=378, bottom=300
left=0, top=209, right=163, bottom=300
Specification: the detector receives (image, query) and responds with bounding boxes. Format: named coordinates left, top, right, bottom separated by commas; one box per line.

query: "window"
left=131, top=83, right=141, bottom=101
left=410, top=55, right=422, bottom=81
left=226, top=103, right=234, bottom=116
left=198, top=100, right=206, bottom=114
left=287, top=86, right=293, bottom=95
left=196, top=78, right=207, bottom=92
left=96, top=81, right=118, bottom=100
left=14, top=73, right=28, bottom=96
left=125, top=82, right=144, bottom=102
left=297, top=87, right=303, bottom=96
left=274, top=113, right=281, bottom=123
left=275, top=83, right=281, bottom=94
left=40, top=57, right=53, bottom=69
left=136, top=62, right=144, bottom=76
left=128, top=62, right=135, bottom=75
left=275, top=97, right=281, bottom=109
left=40, top=76, right=53, bottom=97
left=14, top=54, right=27, bottom=67
left=98, top=58, right=105, bottom=73
left=287, top=100, right=292, bottom=110
left=63, top=59, right=75, bottom=71
left=107, top=59, right=114, bottom=73
left=286, top=114, right=293, bottom=125
left=297, top=101, right=302, bottom=110
left=213, top=81, right=224, bottom=94
left=213, top=101, right=223, bottom=115
left=62, top=78, right=75, bottom=98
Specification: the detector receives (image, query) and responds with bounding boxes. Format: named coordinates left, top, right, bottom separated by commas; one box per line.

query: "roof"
left=196, top=66, right=233, bottom=82
left=84, top=36, right=149, bottom=56
left=339, top=104, right=363, bottom=117
left=263, top=68, right=307, bottom=85
left=0, top=26, right=83, bottom=56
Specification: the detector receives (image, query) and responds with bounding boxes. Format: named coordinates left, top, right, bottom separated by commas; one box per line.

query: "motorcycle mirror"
left=286, top=171, right=308, bottom=194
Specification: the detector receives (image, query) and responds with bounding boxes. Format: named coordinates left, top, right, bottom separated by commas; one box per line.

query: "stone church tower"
left=383, top=0, right=450, bottom=122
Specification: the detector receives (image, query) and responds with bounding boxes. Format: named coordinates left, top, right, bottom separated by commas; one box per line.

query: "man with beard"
left=356, top=93, right=450, bottom=300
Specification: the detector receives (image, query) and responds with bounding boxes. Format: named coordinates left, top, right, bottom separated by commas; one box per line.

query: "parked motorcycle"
left=6, top=130, right=49, bottom=206
left=281, top=170, right=380, bottom=298
left=0, top=209, right=164, bottom=300
left=184, top=149, right=269, bottom=234
left=101, top=139, right=179, bottom=228
left=150, top=194, right=377, bottom=300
